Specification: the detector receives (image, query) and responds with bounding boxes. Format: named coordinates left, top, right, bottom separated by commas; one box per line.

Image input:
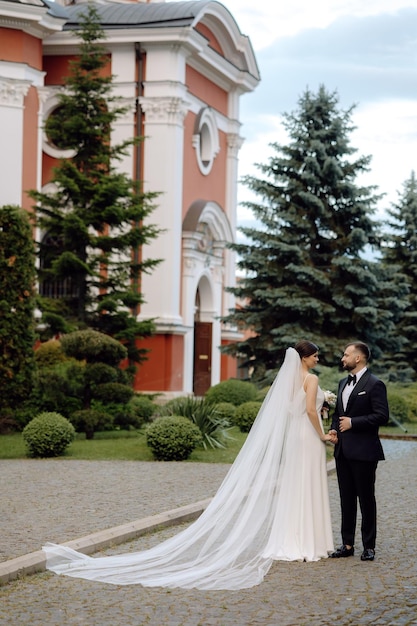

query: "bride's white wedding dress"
left=263, top=383, right=333, bottom=561
left=43, top=348, right=334, bottom=590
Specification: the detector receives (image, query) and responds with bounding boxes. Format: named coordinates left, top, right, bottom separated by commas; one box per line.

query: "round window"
left=192, top=108, right=220, bottom=175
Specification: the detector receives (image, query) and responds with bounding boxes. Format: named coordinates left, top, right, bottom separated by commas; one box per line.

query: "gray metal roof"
left=1, top=0, right=46, bottom=6
left=1, top=0, right=70, bottom=19
left=63, top=1, right=213, bottom=30
left=42, top=0, right=72, bottom=19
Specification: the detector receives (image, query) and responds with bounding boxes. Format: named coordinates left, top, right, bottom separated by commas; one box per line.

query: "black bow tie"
left=347, top=374, right=357, bottom=386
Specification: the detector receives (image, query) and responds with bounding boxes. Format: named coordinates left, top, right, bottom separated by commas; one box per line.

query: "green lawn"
left=1, top=422, right=413, bottom=463
left=0, top=427, right=247, bottom=463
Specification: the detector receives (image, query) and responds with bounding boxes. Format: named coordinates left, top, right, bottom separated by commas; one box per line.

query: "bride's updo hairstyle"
left=294, top=340, right=319, bottom=359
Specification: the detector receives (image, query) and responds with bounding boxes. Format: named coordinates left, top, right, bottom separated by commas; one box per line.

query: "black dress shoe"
left=330, top=545, right=354, bottom=558
left=361, top=548, right=375, bottom=561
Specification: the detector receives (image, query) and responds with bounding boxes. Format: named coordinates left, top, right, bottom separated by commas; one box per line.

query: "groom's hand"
left=328, top=429, right=338, bottom=444
left=339, top=416, right=352, bottom=432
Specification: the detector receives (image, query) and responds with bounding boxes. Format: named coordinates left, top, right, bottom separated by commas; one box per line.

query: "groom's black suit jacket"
left=331, top=370, right=389, bottom=462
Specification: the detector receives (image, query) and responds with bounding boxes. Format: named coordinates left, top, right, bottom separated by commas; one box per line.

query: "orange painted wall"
left=134, top=334, right=184, bottom=392
left=186, top=65, right=228, bottom=115
left=42, top=54, right=113, bottom=185
left=194, top=24, right=223, bottom=56
left=182, top=113, right=227, bottom=218
left=0, top=29, right=42, bottom=69
left=182, top=65, right=228, bottom=218
left=43, top=54, right=112, bottom=86
left=22, top=86, right=39, bottom=212
left=220, top=340, right=238, bottom=380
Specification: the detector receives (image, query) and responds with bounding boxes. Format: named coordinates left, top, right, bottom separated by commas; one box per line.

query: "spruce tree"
left=29, top=5, right=161, bottom=373
left=222, top=86, right=407, bottom=380
left=381, top=172, right=417, bottom=378
left=0, top=205, right=36, bottom=418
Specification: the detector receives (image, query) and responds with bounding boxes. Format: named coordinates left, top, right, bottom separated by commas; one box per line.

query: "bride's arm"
left=305, top=375, right=332, bottom=442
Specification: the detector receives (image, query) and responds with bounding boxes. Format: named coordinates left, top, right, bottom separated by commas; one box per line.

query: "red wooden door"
left=193, top=321, right=212, bottom=396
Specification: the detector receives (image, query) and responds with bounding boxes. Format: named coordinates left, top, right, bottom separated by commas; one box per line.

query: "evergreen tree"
left=29, top=5, right=161, bottom=373
left=0, top=205, right=36, bottom=419
left=222, top=86, right=407, bottom=380
left=381, top=172, right=417, bottom=378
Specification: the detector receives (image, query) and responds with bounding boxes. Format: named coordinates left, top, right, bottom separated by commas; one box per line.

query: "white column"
left=109, top=44, right=137, bottom=177
left=223, top=128, right=244, bottom=318
left=138, top=47, right=190, bottom=326
left=0, top=78, right=30, bottom=206
left=209, top=261, right=225, bottom=385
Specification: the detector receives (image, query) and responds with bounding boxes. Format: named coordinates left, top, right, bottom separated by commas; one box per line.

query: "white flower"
left=323, top=390, right=337, bottom=407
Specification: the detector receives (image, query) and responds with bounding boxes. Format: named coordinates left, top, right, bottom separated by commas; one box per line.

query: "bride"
left=43, top=340, right=334, bottom=590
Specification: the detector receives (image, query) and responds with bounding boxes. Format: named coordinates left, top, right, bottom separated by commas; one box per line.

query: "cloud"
left=234, top=6, right=417, bottom=220
left=245, top=8, right=417, bottom=116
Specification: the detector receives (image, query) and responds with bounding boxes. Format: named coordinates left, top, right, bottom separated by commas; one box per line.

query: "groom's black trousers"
left=335, top=450, right=378, bottom=550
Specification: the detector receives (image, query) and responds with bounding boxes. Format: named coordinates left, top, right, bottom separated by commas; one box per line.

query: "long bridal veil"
left=43, top=348, right=304, bottom=590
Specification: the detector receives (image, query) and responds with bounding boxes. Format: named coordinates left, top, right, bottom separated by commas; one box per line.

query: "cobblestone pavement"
left=1, top=440, right=417, bottom=626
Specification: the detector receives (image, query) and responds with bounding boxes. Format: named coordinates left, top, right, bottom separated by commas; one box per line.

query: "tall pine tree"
left=381, top=171, right=417, bottom=378
left=0, top=205, right=36, bottom=420
left=30, top=5, right=161, bottom=373
left=222, top=86, right=407, bottom=380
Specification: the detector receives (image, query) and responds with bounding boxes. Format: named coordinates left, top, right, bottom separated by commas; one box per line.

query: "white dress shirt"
left=342, top=367, right=367, bottom=412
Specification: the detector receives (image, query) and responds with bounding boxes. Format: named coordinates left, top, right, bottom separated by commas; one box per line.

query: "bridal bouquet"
left=323, top=390, right=337, bottom=407
left=321, top=390, right=337, bottom=420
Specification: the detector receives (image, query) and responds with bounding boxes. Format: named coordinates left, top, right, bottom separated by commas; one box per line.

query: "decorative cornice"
left=139, top=96, right=190, bottom=125
left=36, top=85, right=50, bottom=107
left=227, top=132, right=244, bottom=158
left=0, top=78, right=31, bottom=108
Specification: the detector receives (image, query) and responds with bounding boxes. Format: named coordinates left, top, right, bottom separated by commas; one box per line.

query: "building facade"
left=0, top=0, right=260, bottom=396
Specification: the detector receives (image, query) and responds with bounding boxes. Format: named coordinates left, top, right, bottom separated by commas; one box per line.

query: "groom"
left=329, top=341, right=389, bottom=562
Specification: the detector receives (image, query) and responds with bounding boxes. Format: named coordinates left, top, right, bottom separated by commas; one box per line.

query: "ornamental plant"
left=157, top=396, right=231, bottom=449
left=221, top=85, right=408, bottom=379
left=0, top=204, right=37, bottom=420
left=205, top=379, right=258, bottom=406
left=29, top=5, right=162, bottom=374
left=60, top=329, right=130, bottom=438
left=146, top=416, right=202, bottom=461
left=213, top=402, right=237, bottom=423
left=233, top=401, right=262, bottom=432
left=22, top=411, right=75, bottom=457
left=122, top=395, right=156, bottom=429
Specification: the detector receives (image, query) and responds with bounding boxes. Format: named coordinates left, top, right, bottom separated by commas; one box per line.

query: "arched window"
left=38, top=232, right=78, bottom=299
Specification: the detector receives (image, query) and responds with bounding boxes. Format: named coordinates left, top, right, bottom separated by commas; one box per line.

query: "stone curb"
left=0, top=498, right=211, bottom=586
left=0, top=460, right=336, bottom=586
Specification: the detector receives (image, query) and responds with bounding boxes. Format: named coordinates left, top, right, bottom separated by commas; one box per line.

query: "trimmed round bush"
left=214, top=402, right=237, bottom=422
left=92, top=382, right=134, bottom=404
left=205, top=379, right=258, bottom=406
left=126, top=395, right=156, bottom=428
left=60, top=329, right=127, bottom=365
left=71, top=408, right=114, bottom=439
left=34, top=340, right=66, bottom=368
left=386, top=391, right=409, bottom=423
left=233, top=401, right=262, bottom=432
left=146, top=415, right=203, bottom=461
left=22, top=411, right=75, bottom=457
left=256, top=387, right=271, bottom=402
left=84, top=362, right=118, bottom=386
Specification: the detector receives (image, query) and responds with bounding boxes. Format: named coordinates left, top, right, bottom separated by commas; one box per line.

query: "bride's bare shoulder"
left=303, top=372, right=318, bottom=391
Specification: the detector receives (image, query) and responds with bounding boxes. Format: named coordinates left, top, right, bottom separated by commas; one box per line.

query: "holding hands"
left=328, top=415, right=351, bottom=444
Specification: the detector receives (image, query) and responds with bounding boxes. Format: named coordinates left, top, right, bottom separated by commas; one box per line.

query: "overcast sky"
left=218, top=0, right=417, bottom=226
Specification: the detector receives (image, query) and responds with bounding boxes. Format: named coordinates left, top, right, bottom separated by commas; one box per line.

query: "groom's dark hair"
left=347, top=341, right=371, bottom=361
